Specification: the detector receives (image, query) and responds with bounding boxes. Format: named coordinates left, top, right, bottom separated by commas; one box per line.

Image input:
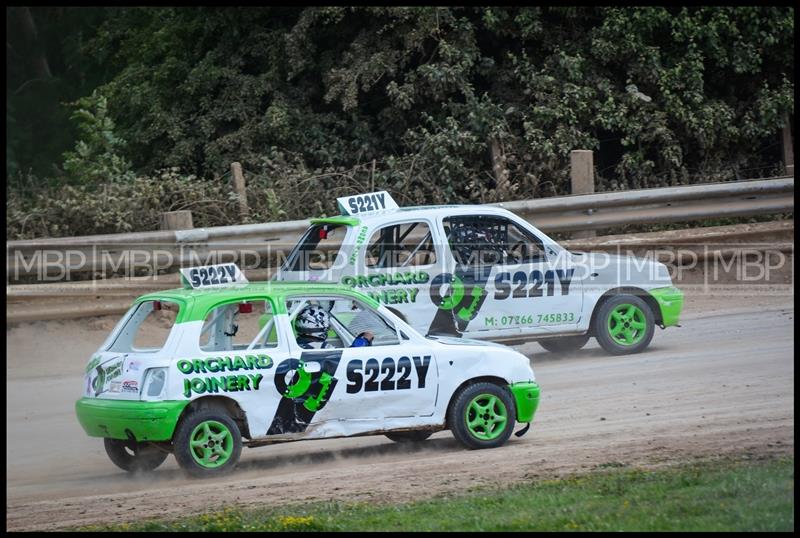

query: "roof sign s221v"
left=337, top=190, right=399, bottom=216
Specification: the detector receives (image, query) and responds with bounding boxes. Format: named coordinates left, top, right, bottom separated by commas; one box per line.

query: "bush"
left=7, top=170, right=233, bottom=239
left=7, top=150, right=507, bottom=239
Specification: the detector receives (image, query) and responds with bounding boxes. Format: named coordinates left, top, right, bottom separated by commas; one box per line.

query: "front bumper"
left=75, top=398, right=189, bottom=442
left=508, top=382, right=540, bottom=423
left=649, top=286, right=684, bottom=327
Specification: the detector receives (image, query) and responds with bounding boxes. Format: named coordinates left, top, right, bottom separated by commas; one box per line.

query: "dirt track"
left=5, top=293, right=794, bottom=531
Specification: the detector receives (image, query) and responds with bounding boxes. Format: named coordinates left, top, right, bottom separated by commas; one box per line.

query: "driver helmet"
left=295, top=305, right=331, bottom=339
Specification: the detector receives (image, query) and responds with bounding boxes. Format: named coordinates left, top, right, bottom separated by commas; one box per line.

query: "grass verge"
left=78, top=455, right=793, bottom=532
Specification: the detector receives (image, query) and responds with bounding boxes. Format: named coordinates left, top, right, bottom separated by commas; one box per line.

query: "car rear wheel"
left=448, top=382, right=516, bottom=450
left=538, top=335, right=590, bottom=354
left=594, top=295, right=655, bottom=355
left=173, top=409, right=242, bottom=478
left=104, top=438, right=169, bottom=473
left=385, top=431, right=433, bottom=443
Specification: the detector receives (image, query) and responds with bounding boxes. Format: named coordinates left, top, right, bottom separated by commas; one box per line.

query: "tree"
left=7, top=7, right=795, bottom=200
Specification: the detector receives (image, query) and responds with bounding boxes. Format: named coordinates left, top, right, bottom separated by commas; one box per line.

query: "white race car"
left=275, top=191, right=684, bottom=354
left=76, top=264, right=540, bottom=477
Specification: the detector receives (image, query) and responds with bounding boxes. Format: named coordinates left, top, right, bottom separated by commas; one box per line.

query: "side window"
left=443, top=216, right=545, bottom=266
left=108, top=300, right=180, bottom=353
left=199, top=300, right=278, bottom=352
left=365, top=221, right=437, bottom=269
left=287, top=296, right=401, bottom=349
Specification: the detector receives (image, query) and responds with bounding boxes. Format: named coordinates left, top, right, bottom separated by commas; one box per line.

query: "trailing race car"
left=75, top=263, right=540, bottom=477
left=275, top=191, right=684, bottom=355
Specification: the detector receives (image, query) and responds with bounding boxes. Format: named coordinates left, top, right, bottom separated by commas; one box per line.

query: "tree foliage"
left=61, top=90, right=134, bottom=184
left=6, top=6, right=795, bottom=238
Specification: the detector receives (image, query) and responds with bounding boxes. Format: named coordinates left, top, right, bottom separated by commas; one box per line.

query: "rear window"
left=283, top=224, right=349, bottom=271
left=107, top=300, right=180, bottom=353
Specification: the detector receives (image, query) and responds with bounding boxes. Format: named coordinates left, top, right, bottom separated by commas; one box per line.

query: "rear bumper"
left=649, top=286, right=684, bottom=327
left=508, top=382, right=540, bottom=423
left=75, top=398, right=189, bottom=442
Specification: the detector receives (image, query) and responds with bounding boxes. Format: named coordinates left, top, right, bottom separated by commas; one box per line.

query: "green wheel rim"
left=465, top=393, right=508, bottom=441
left=189, top=420, right=234, bottom=468
left=607, top=303, right=647, bottom=346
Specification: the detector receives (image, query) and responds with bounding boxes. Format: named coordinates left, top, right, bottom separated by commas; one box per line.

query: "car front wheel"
left=594, top=295, right=655, bottom=355
left=448, top=382, right=516, bottom=450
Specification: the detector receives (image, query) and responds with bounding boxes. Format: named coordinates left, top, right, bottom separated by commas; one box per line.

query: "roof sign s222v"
left=179, top=263, right=249, bottom=289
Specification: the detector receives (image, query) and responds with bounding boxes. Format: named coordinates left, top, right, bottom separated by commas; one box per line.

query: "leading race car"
left=75, top=264, right=540, bottom=477
left=274, top=191, right=684, bottom=355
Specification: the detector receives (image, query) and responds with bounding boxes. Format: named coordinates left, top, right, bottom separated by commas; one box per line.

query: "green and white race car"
left=76, top=264, right=540, bottom=477
left=275, top=191, right=684, bottom=355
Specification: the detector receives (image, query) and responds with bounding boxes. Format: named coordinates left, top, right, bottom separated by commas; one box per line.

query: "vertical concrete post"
left=230, top=162, right=249, bottom=220
left=781, top=115, right=794, bottom=176
left=570, top=150, right=596, bottom=239
left=159, top=210, right=194, bottom=230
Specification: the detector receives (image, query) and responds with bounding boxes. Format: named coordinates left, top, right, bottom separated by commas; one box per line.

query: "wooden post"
left=159, top=210, right=193, bottom=230
left=230, top=162, right=249, bottom=220
left=490, top=137, right=511, bottom=200
left=570, top=150, right=596, bottom=239
left=781, top=114, right=794, bottom=176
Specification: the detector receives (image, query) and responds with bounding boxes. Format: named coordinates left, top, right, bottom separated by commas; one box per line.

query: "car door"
left=439, top=214, right=584, bottom=337
left=283, top=294, right=439, bottom=430
left=355, top=218, right=443, bottom=334
left=190, top=296, right=290, bottom=439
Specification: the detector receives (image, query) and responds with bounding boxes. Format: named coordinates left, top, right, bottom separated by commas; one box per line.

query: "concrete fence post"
left=570, top=149, right=596, bottom=238
left=159, top=210, right=194, bottom=230
left=230, top=162, right=250, bottom=220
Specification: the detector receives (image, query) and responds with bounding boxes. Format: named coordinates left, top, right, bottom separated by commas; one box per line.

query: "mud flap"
left=514, top=423, right=531, bottom=438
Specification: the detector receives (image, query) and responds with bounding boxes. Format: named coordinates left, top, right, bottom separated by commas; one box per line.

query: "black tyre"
left=385, top=430, right=433, bottom=443
left=448, top=382, right=516, bottom=450
left=104, top=438, right=169, bottom=473
left=594, top=294, right=655, bottom=355
left=538, top=335, right=590, bottom=354
left=173, top=408, right=242, bottom=478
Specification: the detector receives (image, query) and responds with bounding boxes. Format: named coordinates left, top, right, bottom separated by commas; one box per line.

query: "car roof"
left=312, top=204, right=516, bottom=228
left=136, top=281, right=381, bottom=321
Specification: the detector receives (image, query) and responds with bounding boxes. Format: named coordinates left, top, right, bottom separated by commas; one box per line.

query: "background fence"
left=6, top=175, right=794, bottom=281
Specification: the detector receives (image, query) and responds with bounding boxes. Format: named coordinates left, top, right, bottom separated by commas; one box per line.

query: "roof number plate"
left=337, top=191, right=399, bottom=216
left=180, top=263, right=248, bottom=289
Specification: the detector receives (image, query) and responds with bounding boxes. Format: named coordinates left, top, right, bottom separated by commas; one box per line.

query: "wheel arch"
left=588, top=286, right=661, bottom=335
left=445, top=375, right=511, bottom=428
left=175, top=396, right=251, bottom=440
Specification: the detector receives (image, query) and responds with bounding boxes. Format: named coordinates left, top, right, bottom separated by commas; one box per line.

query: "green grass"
left=79, top=455, right=793, bottom=532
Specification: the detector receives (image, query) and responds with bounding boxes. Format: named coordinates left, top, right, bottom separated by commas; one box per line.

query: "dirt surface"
left=5, top=293, right=794, bottom=531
